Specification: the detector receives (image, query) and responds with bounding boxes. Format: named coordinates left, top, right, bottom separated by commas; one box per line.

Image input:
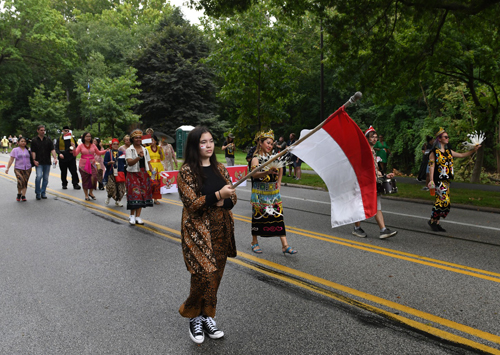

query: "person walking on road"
left=31, top=125, right=58, bottom=200
left=352, top=127, right=398, bottom=239
left=93, top=137, right=105, bottom=190
left=250, top=129, right=297, bottom=255
left=5, top=137, right=32, bottom=201
left=177, top=126, right=237, bottom=344
left=427, top=128, right=481, bottom=232
left=160, top=137, right=178, bottom=171
left=221, top=133, right=235, bottom=166
left=72, top=132, right=107, bottom=201
left=374, top=134, right=390, bottom=174
left=146, top=135, right=164, bottom=205
left=125, top=129, right=153, bottom=225
left=1, top=136, right=9, bottom=153
left=55, top=126, right=81, bottom=190
left=103, top=139, right=126, bottom=207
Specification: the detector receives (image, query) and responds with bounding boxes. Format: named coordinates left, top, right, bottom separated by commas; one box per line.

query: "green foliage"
left=132, top=8, right=219, bottom=136
left=75, top=66, right=142, bottom=138
left=203, top=2, right=304, bottom=140
left=19, top=82, right=69, bottom=136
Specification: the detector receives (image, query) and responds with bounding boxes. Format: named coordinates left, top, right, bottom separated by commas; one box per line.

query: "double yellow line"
left=2, top=170, right=500, bottom=353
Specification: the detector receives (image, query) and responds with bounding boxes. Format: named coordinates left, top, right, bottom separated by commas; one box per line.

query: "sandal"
left=89, top=194, right=96, bottom=200
left=251, top=243, right=263, bottom=254
left=154, top=200, right=161, bottom=205
left=85, top=197, right=90, bottom=201
left=282, top=246, right=298, bottom=256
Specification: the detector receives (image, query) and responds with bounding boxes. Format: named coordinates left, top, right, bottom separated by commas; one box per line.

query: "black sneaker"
left=189, top=316, right=205, bottom=344
left=436, top=224, right=446, bottom=232
left=73, top=184, right=81, bottom=190
left=428, top=220, right=439, bottom=231
left=352, top=228, right=367, bottom=238
left=62, top=185, right=68, bottom=190
left=380, top=228, right=397, bottom=239
left=41, top=195, right=47, bottom=199
left=202, top=316, right=224, bottom=339
left=36, top=194, right=41, bottom=200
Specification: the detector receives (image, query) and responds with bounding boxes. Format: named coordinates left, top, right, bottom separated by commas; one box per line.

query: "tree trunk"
left=470, top=145, right=484, bottom=183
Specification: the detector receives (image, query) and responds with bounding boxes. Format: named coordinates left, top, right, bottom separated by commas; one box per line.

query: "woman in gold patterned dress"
left=145, top=135, right=164, bottom=204
left=178, top=126, right=237, bottom=344
left=427, top=128, right=480, bottom=232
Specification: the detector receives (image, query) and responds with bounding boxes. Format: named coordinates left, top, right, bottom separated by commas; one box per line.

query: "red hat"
left=364, top=126, right=376, bottom=136
left=111, top=138, right=119, bottom=144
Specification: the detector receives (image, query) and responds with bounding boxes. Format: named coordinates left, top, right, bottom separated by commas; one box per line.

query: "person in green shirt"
left=374, top=134, right=390, bottom=174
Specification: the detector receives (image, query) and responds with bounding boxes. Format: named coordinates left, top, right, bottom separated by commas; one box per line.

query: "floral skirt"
left=126, top=168, right=153, bottom=210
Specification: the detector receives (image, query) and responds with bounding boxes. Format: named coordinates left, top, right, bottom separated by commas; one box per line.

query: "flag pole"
left=232, top=92, right=362, bottom=188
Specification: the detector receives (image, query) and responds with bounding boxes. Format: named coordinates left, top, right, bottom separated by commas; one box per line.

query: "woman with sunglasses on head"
left=427, top=128, right=481, bottom=232
left=177, top=126, right=237, bottom=344
left=72, top=132, right=107, bottom=201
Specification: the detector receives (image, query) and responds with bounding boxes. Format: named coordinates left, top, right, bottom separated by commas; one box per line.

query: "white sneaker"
left=115, top=200, right=123, bottom=207
left=129, top=215, right=136, bottom=225
left=135, top=217, right=144, bottom=225
left=105, top=197, right=110, bottom=205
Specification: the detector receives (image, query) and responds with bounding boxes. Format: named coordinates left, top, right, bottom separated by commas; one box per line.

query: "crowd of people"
left=1, top=122, right=482, bottom=344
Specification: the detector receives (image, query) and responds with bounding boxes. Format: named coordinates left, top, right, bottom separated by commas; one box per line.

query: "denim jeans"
left=35, top=164, right=51, bottom=196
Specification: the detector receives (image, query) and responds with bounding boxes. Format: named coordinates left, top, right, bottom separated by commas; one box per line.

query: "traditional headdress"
left=111, top=138, right=120, bottom=144
left=435, top=127, right=446, bottom=137
left=255, top=129, right=274, bottom=141
left=364, top=126, right=376, bottom=136
left=130, top=130, right=143, bottom=139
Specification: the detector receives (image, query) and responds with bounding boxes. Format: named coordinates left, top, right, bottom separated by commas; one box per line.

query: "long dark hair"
left=182, top=126, right=223, bottom=187
left=94, top=137, right=102, bottom=150
left=81, top=132, right=92, bottom=144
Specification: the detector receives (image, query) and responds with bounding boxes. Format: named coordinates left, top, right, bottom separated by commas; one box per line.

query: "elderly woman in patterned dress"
left=177, top=126, right=237, bottom=344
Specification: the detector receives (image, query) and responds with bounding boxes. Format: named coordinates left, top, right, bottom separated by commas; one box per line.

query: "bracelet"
left=217, top=191, right=221, bottom=200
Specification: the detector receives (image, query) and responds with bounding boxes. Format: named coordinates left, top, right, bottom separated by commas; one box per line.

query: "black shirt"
left=31, top=136, right=54, bottom=165
left=201, top=166, right=233, bottom=209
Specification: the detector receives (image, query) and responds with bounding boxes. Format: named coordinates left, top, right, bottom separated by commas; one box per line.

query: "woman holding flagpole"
left=177, top=126, right=237, bottom=344
left=250, top=129, right=297, bottom=255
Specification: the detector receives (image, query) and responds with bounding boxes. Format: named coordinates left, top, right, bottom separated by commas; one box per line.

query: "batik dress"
left=250, top=155, right=286, bottom=237
left=178, top=163, right=237, bottom=318
left=431, top=147, right=454, bottom=220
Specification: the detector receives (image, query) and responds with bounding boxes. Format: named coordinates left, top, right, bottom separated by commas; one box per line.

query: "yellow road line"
left=2, top=173, right=498, bottom=352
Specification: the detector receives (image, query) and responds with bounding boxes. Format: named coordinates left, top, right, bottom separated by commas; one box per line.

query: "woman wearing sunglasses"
left=427, top=128, right=480, bottom=232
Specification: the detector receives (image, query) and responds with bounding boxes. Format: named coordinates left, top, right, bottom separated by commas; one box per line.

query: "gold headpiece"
left=255, top=129, right=274, bottom=141
left=130, top=130, right=143, bottom=139
left=435, top=127, right=446, bottom=137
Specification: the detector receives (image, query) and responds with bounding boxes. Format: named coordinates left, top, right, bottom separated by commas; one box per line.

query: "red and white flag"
left=291, top=107, right=377, bottom=227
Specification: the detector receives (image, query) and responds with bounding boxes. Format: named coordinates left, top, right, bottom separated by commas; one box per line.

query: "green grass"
left=215, top=147, right=500, bottom=210
left=388, top=182, right=500, bottom=209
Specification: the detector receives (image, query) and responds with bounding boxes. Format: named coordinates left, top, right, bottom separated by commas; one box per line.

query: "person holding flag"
left=250, top=129, right=297, bottom=255
left=351, top=127, right=397, bottom=239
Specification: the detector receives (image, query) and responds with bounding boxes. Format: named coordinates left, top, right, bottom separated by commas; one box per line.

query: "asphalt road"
left=1, top=163, right=499, bottom=355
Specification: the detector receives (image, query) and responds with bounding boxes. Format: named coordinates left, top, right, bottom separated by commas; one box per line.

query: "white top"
left=125, top=145, right=151, bottom=172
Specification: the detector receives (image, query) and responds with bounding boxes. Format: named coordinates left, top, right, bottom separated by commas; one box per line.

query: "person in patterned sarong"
left=250, top=129, right=297, bottom=256
left=125, top=129, right=153, bottom=225
left=178, top=126, right=237, bottom=344
left=427, top=128, right=480, bottom=232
